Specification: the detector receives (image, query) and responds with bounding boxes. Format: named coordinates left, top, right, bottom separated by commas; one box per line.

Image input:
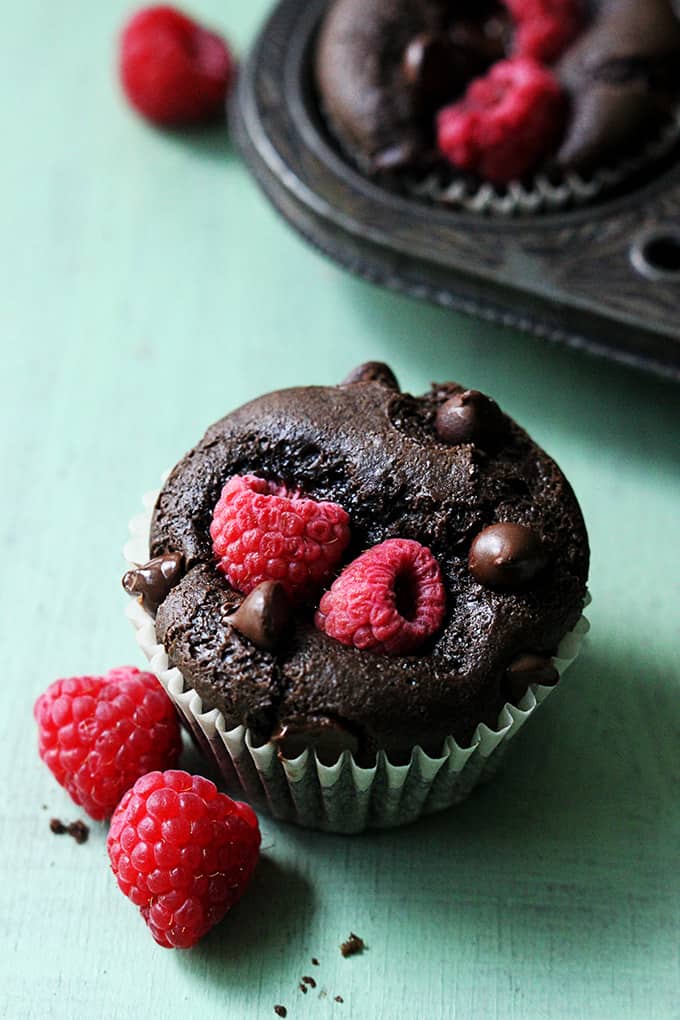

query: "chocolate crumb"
left=302, top=976, right=316, bottom=988
left=335, top=995, right=344, bottom=1003
left=340, top=933, right=365, bottom=957
left=299, top=983, right=308, bottom=994
left=50, top=818, right=89, bottom=843
left=274, top=1007, right=287, bottom=1018
left=68, top=820, right=89, bottom=844
left=311, top=957, right=320, bottom=966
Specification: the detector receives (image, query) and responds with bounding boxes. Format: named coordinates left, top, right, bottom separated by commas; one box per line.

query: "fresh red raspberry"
left=119, top=6, right=234, bottom=126
left=34, top=667, right=181, bottom=821
left=107, top=770, right=260, bottom=948
left=210, top=474, right=351, bottom=603
left=505, top=0, right=583, bottom=64
left=436, top=57, right=566, bottom=183
left=315, top=538, right=446, bottom=655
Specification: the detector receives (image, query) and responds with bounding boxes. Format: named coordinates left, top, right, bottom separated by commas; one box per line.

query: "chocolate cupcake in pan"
left=315, top=0, right=680, bottom=214
left=123, top=364, right=590, bottom=832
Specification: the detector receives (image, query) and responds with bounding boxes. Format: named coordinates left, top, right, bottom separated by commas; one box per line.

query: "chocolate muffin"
left=124, top=364, right=589, bottom=832
left=315, top=0, right=680, bottom=192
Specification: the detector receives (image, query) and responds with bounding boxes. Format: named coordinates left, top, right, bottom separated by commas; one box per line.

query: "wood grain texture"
left=1, top=2, right=679, bottom=1019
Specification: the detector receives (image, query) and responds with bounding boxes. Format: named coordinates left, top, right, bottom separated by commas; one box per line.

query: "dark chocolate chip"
left=469, top=523, right=547, bottom=589
left=302, top=976, right=317, bottom=988
left=50, top=818, right=67, bottom=835
left=449, top=16, right=510, bottom=66
left=311, top=958, right=320, bottom=966
left=335, top=996, right=344, bottom=1003
left=272, top=717, right=359, bottom=765
left=435, top=390, right=505, bottom=448
left=229, top=581, right=291, bottom=652
left=122, top=552, right=184, bottom=615
left=342, top=362, right=400, bottom=390
left=274, top=1007, right=287, bottom=1018
left=506, top=653, right=559, bottom=703
left=402, top=32, right=465, bottom=105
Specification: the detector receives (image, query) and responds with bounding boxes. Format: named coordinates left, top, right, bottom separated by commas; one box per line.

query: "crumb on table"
left=340, top=932, right=365, bottom=957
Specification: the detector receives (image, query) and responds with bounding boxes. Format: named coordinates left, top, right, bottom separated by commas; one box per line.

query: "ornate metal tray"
left=232, top=0, right=680, bottom=381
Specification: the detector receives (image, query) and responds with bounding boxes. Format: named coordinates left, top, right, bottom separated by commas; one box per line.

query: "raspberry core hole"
left=394, top=570, right=419, bottom=621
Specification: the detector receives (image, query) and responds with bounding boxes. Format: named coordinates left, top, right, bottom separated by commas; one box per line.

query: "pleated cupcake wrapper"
left=125, top=490, right=590, bottom=833
left=407, top=108, right=680, bottom=217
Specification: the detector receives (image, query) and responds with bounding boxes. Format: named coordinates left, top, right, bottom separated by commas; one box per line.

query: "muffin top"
left=127, top=364, right=589, bottom=763
left=315, top=0, right=680, bottom=181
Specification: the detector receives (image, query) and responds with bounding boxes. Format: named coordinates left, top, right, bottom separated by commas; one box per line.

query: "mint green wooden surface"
left=2, top=2, right=679, bottom=1018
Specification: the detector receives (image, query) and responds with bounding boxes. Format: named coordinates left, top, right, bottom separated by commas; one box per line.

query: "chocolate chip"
left=402, top=32, right=465, bottom=105
left=435, top=390, right=505, bottom=448
left=311, top=958, right=320, bottom=966
left=50, top=818, right=67, bottom=835
left=335, top=996, right=344, bottom=1003
left=122, top=552, right=184, bottom=615
left=302, top=976, right=316, bottom=988
left=274, top=1007, right=287, bottom=1018
left=505, top=653, right=559, bottom=703
left=272, top=717, right=359, bottom=765
left=229, top=581, right=291, bottom=652
left=468, top=523, right=547, bottom=589
left=342, top=362, right=400, bottom=390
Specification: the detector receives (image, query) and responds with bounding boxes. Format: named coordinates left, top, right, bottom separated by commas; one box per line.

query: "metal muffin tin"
left=232, top=0, right=680, bottom=382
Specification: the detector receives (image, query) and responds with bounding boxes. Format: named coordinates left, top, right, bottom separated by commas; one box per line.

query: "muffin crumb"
left=340, top=932, right=365, bottom=957
left=49, top=818, right=90, bottom=843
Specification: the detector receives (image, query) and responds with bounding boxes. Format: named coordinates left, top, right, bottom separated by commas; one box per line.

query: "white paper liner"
left=406, top=108, right=680, bottom=217
left=125, top=490, right=590, bottom=833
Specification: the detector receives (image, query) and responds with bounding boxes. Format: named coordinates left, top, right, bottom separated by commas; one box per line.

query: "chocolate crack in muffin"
left=129, top=365, right=589, bottom=766
left=315, top=0, right=680, bottom=180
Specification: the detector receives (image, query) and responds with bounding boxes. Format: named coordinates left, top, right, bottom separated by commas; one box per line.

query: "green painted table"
left=2, top=3, right=679, bottom=1018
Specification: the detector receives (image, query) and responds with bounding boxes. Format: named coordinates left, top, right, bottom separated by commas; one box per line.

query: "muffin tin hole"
left=631, top=228, right=680, bottom=281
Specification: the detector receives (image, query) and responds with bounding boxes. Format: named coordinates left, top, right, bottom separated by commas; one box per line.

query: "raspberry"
left=34, top=667, right=181, bottom=821
left=315, top=539, right=446, bottom=655
left=505, top=0, right=583, bottom=64
left=107, top=770, right=260, bottom=948
left=119, top=6, right=234, bottom=126
left=436, top=57, right=566, bottom=183
left=210, top=474, right=351, bottom=603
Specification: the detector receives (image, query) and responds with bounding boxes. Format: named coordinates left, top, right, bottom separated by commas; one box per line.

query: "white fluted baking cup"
left=125, top=490, right=590, bottom=833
